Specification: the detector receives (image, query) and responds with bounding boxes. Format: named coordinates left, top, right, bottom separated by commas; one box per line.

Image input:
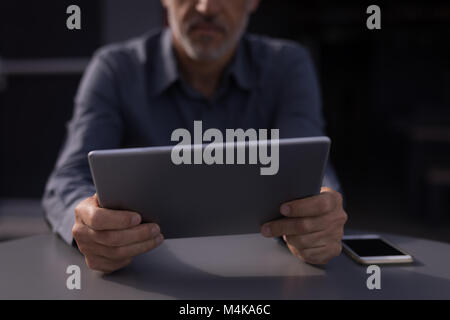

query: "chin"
left=188, top=45, right=229, bottom=61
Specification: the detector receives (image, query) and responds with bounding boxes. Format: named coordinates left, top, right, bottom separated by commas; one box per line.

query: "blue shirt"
left=43, top=28, right=340, bottom=244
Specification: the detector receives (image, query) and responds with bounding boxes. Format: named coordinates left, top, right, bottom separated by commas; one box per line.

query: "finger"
left=280, top=189, right=342, bottom=218
left=283, top=227, right=344, bottom=261
left=85, top=255, right=132, bottom=274
left=284, top=230, right=331, bottom=250
left=298, top=246, right=328, bottom=264
left=90, top=223, right=161, bottom=247
left=286, top=226, right=344, bottom=249
left=72, top=221, right=90, bottom=244
left=75, top=223, right=161, bottom=247
left=262, top=215, right=331, bottom=238
left=77, top=196, right=142, bottom=230
left=299, top=242, right=342, bottom=265
left=78, top=234, right=164, bottom=260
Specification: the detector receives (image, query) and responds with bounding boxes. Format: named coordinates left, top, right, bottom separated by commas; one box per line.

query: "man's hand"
left=72, top=194, right=164, bottom=273
left=261, top=187, right=347, bottom=265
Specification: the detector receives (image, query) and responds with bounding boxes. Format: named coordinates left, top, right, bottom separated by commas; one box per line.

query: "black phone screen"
left=342, top=238, right=405, bottom=257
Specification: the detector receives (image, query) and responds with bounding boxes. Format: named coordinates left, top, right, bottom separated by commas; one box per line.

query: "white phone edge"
left=342, top=234, right=414, bottom=265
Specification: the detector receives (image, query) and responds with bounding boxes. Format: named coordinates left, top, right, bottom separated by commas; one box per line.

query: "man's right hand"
left=72, top=194, right=164, bottom=273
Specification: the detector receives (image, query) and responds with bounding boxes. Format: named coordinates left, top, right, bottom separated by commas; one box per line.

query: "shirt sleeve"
left=42, top=49, right=124, bottom=244
left=273, top=45, right=341, bottom=193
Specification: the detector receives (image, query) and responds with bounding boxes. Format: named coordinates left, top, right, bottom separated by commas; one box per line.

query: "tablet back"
left=88, top=137, right=330, bottom=238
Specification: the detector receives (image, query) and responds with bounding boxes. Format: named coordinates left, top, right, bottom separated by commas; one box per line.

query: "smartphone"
left=342, top=234, right=414, bottom=265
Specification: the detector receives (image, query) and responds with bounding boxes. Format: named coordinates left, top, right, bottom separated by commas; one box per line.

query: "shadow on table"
left=98, top=233, right=450, bottom=299
left=100, top=238, right=333, bottom=299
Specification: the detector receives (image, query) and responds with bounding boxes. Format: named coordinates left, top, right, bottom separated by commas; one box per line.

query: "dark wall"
left=1, top=1, right=101, bottom=197
left=1, top=75, right=83, bottom=197
left=0, top=1, right=101, bottom=58
left=0, top=1, right=162, bottom=198
left=249, top=1, right=450, bottom=211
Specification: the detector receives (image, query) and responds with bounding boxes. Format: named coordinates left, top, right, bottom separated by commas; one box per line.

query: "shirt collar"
left=225, top=37, right=254, bottom=91
left=149, top=28, right=254, bottom=97
left=148, top=28, right=179, bottom=97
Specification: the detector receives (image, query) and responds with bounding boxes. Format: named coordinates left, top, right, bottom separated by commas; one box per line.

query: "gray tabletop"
left=1, top=231, right=450, bottom=299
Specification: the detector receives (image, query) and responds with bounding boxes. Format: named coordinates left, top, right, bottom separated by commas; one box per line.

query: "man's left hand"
left=261, top=187, right=347, bottom=265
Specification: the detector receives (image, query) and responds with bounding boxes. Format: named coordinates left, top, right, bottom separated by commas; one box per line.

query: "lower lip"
left=191, top=26, right=223, bottom=35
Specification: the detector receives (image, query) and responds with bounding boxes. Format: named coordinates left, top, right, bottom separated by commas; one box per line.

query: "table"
left=1, top=231, right=450, bottom=299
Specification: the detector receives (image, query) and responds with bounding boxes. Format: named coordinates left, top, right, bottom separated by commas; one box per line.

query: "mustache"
left=186, top=15, right=228, bottom=33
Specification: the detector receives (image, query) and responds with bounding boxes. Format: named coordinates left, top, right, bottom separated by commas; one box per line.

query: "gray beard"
left=173, top=17, right=249, bottom=62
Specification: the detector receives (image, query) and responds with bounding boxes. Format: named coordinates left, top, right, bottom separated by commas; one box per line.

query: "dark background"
left=1, top=1, right=449, bottom=241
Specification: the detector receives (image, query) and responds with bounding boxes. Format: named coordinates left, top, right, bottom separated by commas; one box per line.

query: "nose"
left=195, top=0, right=222, bottom=17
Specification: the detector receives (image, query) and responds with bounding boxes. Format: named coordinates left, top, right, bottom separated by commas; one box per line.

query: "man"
left=43, top=0, right=347, bottom=273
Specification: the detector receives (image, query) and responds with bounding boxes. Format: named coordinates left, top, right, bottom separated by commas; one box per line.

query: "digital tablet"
left=88, top=136, right=330, bottom=238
